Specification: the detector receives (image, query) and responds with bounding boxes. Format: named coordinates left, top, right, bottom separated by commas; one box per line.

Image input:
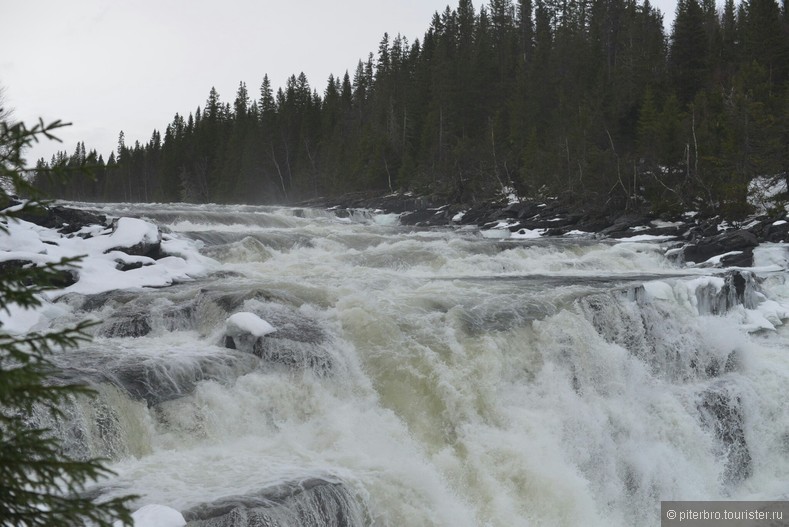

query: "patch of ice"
left=773, top=220, right=787, bottom=226
left=452, top=211, right=466, bottom=222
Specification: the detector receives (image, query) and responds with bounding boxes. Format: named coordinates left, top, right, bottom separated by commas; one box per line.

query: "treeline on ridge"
left=34, top=0, right=789, bottom=216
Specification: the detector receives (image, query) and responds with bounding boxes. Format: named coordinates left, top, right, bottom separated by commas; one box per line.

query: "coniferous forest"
left=34, top=0, right=789, bottom=216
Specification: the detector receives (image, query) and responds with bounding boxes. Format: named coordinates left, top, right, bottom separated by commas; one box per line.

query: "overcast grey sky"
left=1, top=0, right=677, bottom=165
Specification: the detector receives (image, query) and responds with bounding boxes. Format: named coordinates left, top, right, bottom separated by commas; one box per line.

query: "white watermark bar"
left=662, top=501, right=789, bottom=526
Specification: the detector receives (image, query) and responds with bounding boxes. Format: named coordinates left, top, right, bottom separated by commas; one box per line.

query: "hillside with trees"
left=34, top=0, right=789, bottom=216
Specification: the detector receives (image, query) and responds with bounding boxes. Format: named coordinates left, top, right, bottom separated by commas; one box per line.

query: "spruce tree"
left=1, top=117, right=134, bottom=526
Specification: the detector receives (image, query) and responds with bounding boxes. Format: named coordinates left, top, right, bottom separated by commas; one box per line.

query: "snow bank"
left=0, top=211, right=215, bottom=334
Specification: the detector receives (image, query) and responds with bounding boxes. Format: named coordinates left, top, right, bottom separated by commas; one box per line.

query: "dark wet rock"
left=252, top=336, right=333, bottom=375
left=457, top=202, right=509, bottom=226
left=99, top=313, right=152, bottom=338
left=0, top=258, right=78, bottom=288
left=222, top=305, right=333, bottom=375
left=685, top=217, right=723, bottom=241
left=573, top=215, right=615, bottom=234
left=182, top=478, right=366, bottom=527
left=60, top=287, right=198, bottom=336
left=683, top=229, right=758, bottom=266
left=502, top=201, right=547, bottom=220
left=762, top=220, right=789, bottom=243
left=697, top=384, right=752, bottom=486
left=304, top=191, right=441, bottom=219
left=599, top=214, right=653, bottom=237
left=69, top=289, right=141, bottom=312
left=718, top=251, right=754, bottom=267
left=114, top=260, right=145, bottom=272
left=16, top=204, right=107, bottom=234
left=399, top=207, right=452, bottom=226
left=211, top=289, right=283, bottom=313
left=53, top=347, right=258, bottom=407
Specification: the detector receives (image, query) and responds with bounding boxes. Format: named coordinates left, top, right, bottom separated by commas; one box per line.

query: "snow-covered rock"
left=114, top=504, right=185, bottom=527
left=224, top=312, right=276, bottom=353
left=226, top=312, right=277, bottom=338
left=103, top=217, right=162, bottom=257
left=0, top=206, right=214, bottom=334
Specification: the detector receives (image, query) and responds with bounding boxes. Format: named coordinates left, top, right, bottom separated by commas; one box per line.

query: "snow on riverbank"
left=0, top=209, right=215, bottom=334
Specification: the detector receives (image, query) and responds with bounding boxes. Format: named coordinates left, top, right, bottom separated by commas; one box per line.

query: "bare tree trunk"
left=304, top=139, right=318, bottom=197
left=606, top=127, right=628, bottom=208
left=384, top=156, right=393, bottom=192
left=270, top=145, right=288, bottom=200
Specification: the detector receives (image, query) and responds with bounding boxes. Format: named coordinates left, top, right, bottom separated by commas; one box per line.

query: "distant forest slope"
left=34, top=0, right=789, bottom=216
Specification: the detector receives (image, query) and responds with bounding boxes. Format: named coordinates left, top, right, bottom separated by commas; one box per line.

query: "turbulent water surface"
left=43, top=203, right=789, bottom=526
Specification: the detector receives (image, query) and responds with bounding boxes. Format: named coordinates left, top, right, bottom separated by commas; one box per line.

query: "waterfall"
left=30, top=203, right=789, bottom=526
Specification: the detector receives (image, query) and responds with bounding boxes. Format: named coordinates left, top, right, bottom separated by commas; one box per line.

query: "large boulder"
left=105, top=217, right=163, bottom=259
left=697, top=384, right=752, bottom=486
left=762, top=219, right=789, bottom=243
left=182, top=479, right=366, bottom=527
left=223, top=307, right=334, bottom=375
left=683, top=229, right=758, bottom=266
left=224, top=312, right=277, bottom=353
left=16, top=204, right=107, bottom=234
left=0, top=258, right=78, bottom=288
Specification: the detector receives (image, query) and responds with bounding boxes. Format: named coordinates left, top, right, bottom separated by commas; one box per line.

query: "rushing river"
left=39, top=203, right=789, bottom=526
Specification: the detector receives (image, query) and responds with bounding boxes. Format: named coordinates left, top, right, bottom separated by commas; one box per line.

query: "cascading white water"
left=41, top=203, right=789, bottom=526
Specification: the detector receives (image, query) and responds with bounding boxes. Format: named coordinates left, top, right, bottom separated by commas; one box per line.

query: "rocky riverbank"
left=302, top=191, right=789, bottom=268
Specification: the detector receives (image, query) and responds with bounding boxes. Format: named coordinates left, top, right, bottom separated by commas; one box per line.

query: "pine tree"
left=670, top=0, right=709, bottom=105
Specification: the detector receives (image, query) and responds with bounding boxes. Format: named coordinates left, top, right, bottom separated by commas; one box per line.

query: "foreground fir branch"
left=0, top=113, right=134, bottom=526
